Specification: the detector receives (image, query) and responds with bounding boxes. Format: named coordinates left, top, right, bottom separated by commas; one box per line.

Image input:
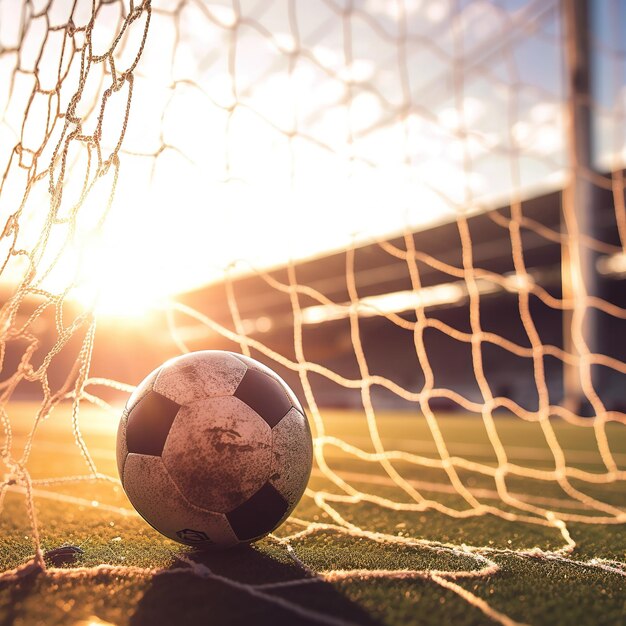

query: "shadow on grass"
left=130, top=544, right=381, bottom=626
left=0, top=567, right=39, bottom=626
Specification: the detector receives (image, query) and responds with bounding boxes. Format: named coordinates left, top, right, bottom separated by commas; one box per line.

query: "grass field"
left=0, top=402, right=624, bottom=626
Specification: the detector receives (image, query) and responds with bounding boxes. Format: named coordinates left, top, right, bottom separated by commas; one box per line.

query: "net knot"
left=3, top=471, right=21, bottom=486
left=1, top=214, right=17, bottom=238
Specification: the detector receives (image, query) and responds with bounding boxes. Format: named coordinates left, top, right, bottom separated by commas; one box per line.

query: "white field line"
left=322, top=436, right=626, bottom=466
left=18, top=440, right=115, bottom=460
left=310, top=469, right=594, bottom=512
left=6, top=484, right=137, bottom=517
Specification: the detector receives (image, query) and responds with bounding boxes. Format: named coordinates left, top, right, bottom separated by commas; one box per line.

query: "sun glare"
left=0, top=0, right=581, bottom=321
left=73, top=273, right=162, bottom=319
left=68, top=240, right=164, bottom=319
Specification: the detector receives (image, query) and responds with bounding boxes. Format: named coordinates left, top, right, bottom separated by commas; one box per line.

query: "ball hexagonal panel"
left=154, top=351, right=247, bottom=406
left=162, top=396, right=272, bottom=513
left=123, top=453, right=238, bottom=547
left=230, top=353, right=302, bottom=412
left=269, top=407, right=313, bottom=507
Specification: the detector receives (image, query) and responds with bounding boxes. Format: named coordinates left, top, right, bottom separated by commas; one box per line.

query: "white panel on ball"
left=154, top=351, right=247, bottom=405
left=269, top=407, right=313, bottom=506
left=123, top=453, right=239, bottom=547
left=162, top=396, right=272, bottom=513
left=116, top=410, right=129, bottom=477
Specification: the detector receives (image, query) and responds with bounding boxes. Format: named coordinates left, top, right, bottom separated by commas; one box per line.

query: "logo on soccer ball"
left=176, top=529, right=211, bottom=543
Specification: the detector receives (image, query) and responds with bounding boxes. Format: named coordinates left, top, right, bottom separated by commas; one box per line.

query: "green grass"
left=0, top=402, right=624, bottom=625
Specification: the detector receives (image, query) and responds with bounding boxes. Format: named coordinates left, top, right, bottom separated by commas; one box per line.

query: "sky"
left=0, top=0, right=624, bottom=315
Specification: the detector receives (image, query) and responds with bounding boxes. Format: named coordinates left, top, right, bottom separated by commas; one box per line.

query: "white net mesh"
left=0, top=0, right=624, bottom=623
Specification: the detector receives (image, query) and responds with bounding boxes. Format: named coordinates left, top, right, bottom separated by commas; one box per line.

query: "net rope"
left=0, top=0, right=625, bottom=624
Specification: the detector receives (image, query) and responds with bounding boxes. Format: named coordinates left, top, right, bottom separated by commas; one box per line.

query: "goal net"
left=0, top=0, right=624, bottom=621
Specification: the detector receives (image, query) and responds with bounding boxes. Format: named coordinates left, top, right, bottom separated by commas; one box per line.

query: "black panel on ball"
left=226, top=482, right=289, bottom=541
left=233, top=369, right=291, bottom=428
left=126, top=390, right=181, bottom=456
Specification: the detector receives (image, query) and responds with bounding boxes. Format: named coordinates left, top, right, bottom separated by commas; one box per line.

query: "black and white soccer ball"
left=116, top=350, right=313, bottom=548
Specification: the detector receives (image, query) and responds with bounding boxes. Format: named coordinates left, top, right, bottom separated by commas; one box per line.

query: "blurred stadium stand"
left=174, top=179, right=626, bottom=414
left=4, top=176, right=624, bottom=415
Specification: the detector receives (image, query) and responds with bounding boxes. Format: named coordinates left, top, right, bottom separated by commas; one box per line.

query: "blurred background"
left=0, top=0, right=625, bottom=416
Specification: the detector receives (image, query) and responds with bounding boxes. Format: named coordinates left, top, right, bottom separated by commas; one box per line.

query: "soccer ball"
left=116, top=350, right=313, bottom=548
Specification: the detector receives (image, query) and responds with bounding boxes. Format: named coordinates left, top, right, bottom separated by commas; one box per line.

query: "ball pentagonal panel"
left=269, top=407, right=313, bottom=507
left=162, top=396, right=272, bottom=513
left=226, top=482, right=289, bottom=542
left=119, top=367, right=162, bottom=477
left=230, top=353, right=302, bottom=412
left=233, top=368, right=292, bottom=428
left=122, top=453, right=238, bottom=547
left=154, top=351, right=247, bottom=406
left=126, top=391, right=181, bottom=457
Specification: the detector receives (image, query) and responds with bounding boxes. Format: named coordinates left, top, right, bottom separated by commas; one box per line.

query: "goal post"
left=561, top=0, right=601, bottom=416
